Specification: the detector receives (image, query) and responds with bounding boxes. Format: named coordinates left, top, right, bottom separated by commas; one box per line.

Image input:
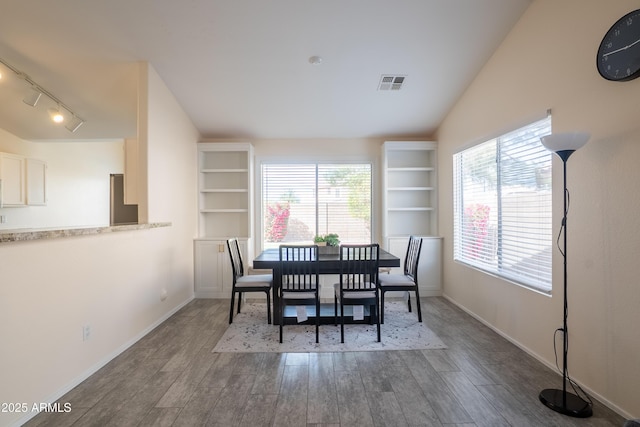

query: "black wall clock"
left=597, top=9, right=640, bottom=81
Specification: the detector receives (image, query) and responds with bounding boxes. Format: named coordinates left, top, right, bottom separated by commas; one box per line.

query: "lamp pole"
left=538, top=134, right=592, bottom=418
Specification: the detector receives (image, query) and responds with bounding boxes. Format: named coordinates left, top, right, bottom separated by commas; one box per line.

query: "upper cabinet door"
left=0, top=152, right=26, bottom=207
left=26, top=158, right=47, bottom=206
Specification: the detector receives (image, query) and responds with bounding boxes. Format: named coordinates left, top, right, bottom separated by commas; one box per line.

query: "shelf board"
left=387, top=167, right=435, bottom=172
left=385, top=234, right=439, bottom=238
left=196, top=236, right=251, bottom=241
left=388, top=207, right=434, bottom=211
left=387, top=187, right=434, bottom=191
left=201, top=168, right=248, bottom=173
left=200, top=209, right=248, bottom=213
left=200, top=188, right=248, bottom=193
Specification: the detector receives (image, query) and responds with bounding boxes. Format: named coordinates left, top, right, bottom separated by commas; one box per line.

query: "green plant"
left=314, top=233, right=340, bottom=246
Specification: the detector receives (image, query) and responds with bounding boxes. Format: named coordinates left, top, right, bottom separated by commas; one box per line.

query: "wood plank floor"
left=24, top=297, right=626, bottom=426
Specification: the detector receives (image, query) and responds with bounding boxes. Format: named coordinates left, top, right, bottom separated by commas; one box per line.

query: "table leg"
left=272, top=267, right=282, bottom=325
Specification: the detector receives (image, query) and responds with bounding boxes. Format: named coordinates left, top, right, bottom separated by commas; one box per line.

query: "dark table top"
left=253, top=247, right=400, bottom=274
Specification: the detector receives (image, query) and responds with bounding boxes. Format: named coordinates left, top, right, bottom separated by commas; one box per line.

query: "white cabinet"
left=194, top=238, right=248, bottom=298
left=194, top=240, right=229, bottom=298
left=195, top=142, right=254, bottom=298
left=382, top=142, right=441, bottom=295
left=0, top=153, right=48, bottom=207
left=0, top=153, right=26, bottom=207
left=26, top=158, right=47, bottom=205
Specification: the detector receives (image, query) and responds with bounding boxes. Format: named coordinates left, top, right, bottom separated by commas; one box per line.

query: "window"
left=453, top=116, right=553, bottom=293
left=261, top=163, right=372, bottom=249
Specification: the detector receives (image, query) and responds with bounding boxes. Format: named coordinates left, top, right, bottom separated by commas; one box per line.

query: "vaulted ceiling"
left=0, top=0, right=531, bottom=141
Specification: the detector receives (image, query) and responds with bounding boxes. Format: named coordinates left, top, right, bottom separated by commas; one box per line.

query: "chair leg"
left=369, top=304, right=374, bottom=325
left=237, top=292, right=242, bottom=314
left=414, top=289, right=422, bottom=322
left=334, top=295, right=338, bottom=326
left=407, top=291, right=412, bottom=313
left=340, top=300, right=345, bottom=343
left=315, top=297, right=320, bottom=344
left=229, top=290, right=236, bottom=324
left=380, top=290, right=385, bottom=324
left=375, top=298, right=381, bottom=342
left=279, top=300, right=284, bottom=344
left=266, top=290, right=272, bottom=324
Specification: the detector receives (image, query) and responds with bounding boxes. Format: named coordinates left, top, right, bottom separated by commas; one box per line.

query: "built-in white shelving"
left=195, top=142, right=254, bottom=298
left=382, top=141, right=442, bottom=296
left=197, top=143, right=253, bottom=239
left=382, top=141, right=438, bottom=238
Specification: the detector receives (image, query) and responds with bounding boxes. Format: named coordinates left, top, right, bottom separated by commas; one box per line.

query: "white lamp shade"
left=540, top=132, right=590, bottom=153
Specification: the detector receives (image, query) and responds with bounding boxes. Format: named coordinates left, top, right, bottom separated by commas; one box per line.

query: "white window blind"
left=262, top=163, right=372, bottom=248
left=453, top=116, right=553, bottom=292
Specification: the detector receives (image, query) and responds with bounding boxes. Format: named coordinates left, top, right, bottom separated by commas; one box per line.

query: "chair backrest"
left=279, top=245, right=320, bottom=292
left=339, top=244, right=379, bottom=291
left=404, top=236, right=423, bottom=282
left=226, top=238, right=244, bottom=280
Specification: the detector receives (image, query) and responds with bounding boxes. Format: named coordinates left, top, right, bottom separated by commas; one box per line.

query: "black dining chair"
left=334, top=243, right=381, bottom=343
left=227, top=238, right=273, bottom=324
left=278, top=245, right=321, bottom=343
left=378, top=235, right=423, bottom=324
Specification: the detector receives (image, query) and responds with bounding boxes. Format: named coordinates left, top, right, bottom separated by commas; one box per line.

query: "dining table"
left=253, top=247, right=401, bottom=325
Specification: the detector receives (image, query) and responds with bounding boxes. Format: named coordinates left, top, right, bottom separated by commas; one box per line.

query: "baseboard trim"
left=13, top=296, right=194, bottom=427
left=441, top=294, right=633, bottom=420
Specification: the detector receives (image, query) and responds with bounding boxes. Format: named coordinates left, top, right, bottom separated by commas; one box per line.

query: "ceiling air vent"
left=378, top=75, right=406, bottom=91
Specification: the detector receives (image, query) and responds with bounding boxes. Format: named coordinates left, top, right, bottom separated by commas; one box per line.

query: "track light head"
left=65, top=115, right=84, bottom=132
left=23, top=87, right=42, bottom=107
left=49, top=107, right=64, bottom=124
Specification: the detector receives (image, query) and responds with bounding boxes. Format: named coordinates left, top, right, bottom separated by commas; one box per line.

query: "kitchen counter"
left=0, top=222, right=171, bottom=243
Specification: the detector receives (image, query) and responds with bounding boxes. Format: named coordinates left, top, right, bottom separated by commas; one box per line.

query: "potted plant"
left=314, top=233, right=340, bottom=254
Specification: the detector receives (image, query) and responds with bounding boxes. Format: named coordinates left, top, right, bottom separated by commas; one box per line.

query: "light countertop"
left=0, top=222, right=171, bottom=243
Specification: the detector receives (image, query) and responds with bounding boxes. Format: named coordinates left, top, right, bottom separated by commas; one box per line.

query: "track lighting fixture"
left=23, top=86, right=43, bottom=107
left=49, top=107, right=64, bottom=124
left=65, top=114, right=84, bottom=133
left=0, top=57, right=85, bottom=132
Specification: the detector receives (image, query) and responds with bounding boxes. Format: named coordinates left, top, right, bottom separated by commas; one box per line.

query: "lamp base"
left=539, top=388, right=592, bottom=418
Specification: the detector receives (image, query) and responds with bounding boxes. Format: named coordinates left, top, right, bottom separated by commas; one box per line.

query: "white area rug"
left=212, top=302, right=447, bottom=353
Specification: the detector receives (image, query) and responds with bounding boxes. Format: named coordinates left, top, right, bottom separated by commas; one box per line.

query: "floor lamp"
left=539, top=132, right=593, bottom=418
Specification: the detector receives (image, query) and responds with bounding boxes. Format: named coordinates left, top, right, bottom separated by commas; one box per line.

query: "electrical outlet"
left=82, top=325, right=91, bottom=341
left=0, top=215, right=6, bottom=224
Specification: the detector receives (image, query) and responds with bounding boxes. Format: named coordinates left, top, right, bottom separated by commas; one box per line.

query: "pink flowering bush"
left=265, top=202, right=290, bottom=242
left=463, top=203, right=491, bottom=259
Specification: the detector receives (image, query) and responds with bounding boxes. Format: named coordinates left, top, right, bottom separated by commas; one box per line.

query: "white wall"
left=436, top=0, right=640, bottom=418
left=0, top=63, right=198, bottom=427
left=0, top=128, right=123, bottom=230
